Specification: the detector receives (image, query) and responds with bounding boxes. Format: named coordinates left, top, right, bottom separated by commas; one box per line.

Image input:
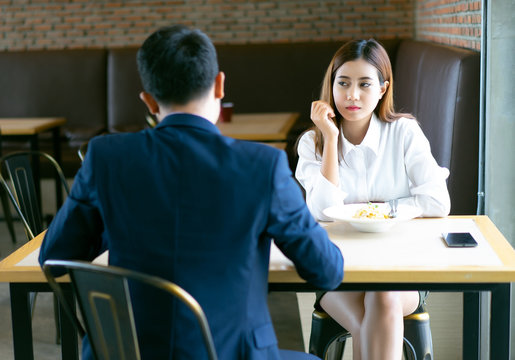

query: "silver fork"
left=388, top=199, right=398, bottom=218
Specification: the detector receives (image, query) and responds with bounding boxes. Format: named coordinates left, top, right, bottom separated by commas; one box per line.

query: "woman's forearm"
left=320, top=136, right=340, bottom=187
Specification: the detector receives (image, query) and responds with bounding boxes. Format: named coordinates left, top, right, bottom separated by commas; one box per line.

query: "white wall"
left=484, top=0, right=515, bottom=244
left=483, top=1, right=515, bottom=359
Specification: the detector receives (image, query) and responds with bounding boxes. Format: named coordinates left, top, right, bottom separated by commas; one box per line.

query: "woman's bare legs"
left=320, top=291, right=419, bottom=360
left=320, top=292, right=365, bottom=360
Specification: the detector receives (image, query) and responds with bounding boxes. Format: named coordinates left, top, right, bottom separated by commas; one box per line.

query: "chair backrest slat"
left=70, top=270, right=140, bottom=360
left=8, top=159, right=44, bottom=235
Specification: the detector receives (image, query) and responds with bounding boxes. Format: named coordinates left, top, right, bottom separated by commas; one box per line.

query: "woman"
left=295, top=39, right=450, bottom=360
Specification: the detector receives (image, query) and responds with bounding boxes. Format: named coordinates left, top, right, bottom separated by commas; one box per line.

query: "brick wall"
left=0, top=0, right=480, bottom=51
left=415, top=0, right=482, bottom=50
left=0, top=0, right=414, bottom=50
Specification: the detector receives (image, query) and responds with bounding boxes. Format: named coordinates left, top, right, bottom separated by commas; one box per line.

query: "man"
left=39, top=25, right=343, bottom=359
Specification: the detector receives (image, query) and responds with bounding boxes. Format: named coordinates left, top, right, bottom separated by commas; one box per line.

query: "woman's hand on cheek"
left=311, top=101, right=339, bottom=140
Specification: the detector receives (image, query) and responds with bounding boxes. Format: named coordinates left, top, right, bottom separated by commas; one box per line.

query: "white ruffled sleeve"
left=400, top=121, right=451, bottom=217
left=295, top=131, right=347, bottom=221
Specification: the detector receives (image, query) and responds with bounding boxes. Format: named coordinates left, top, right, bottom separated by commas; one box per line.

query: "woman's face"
left=332, top=58, right=388, bottom=124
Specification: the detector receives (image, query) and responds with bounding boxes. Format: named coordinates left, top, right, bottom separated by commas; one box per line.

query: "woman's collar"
left=341, top=113, right=381, bottom=157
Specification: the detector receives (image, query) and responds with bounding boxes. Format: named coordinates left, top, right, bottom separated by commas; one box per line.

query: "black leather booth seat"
left=0, top=39, right=479, bottom=214
left=394, top=40, right=480, bottom=214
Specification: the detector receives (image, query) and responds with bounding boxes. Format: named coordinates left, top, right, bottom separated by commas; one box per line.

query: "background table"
left=216, top=112, right=298, bottom=143
left=1, top=216, right=514, bottom=359
left=0, top=118, right=67, bottom=242
left=0, top=118, right=66, bottom=136
left=0, top=118, right=67, bottom=202
left=0, top=118, right=66, bottom=169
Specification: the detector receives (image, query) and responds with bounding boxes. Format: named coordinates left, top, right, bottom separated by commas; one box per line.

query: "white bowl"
left=323, top=203, right=422, bottom=233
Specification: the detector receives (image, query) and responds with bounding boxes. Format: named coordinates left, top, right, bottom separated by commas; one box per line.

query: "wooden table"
left=1, top=216, right=514, bottom=359
left=216, top=112, right=299, bottom=142
left=0, top=118, right=66, bottom=137
left=0, top=118, right=67, bottom=228
left=269, top=215, right=515, bottom=360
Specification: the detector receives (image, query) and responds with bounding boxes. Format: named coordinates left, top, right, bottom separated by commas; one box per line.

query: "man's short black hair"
left=137, top=25, right=219, bottom=105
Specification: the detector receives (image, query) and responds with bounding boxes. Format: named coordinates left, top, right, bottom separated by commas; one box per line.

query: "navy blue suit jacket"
left=39, top=113, right=344, bottom=359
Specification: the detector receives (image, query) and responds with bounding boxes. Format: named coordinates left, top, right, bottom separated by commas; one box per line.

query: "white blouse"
left=295, top=114, right=451, bottom=221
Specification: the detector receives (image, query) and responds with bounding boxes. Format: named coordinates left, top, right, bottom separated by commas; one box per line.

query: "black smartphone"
left=442, top=232, right=478, bottom=247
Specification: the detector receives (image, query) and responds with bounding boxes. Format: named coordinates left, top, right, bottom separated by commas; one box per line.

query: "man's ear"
left=139, top=92, right=160, bottom=114
left=214, top=72, right=225, bottom=99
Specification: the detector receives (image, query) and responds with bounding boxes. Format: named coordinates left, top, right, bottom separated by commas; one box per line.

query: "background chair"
left=77, top=141, right=88, bottom=162
left=0, top=150, right=70, bottom=240
left=145, top=114, right=157, bottom=128
left=309, top=306, right=433, bottom=360
left=43, top=260, right=219, bottom=360
left=0, top=179, right=17, bottom=244
left=0, top=130, right=18, bottom=244
left=0, top=151, right=70, bottom=343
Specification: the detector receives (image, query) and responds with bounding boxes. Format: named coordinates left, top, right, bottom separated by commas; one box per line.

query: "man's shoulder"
left=88, top=130, right=149, bottom=151
left=82, top=131, right=153, bottom=167
left=90, top=130, right=143, bottom=144
left=231, top=139, right=284, bottom=162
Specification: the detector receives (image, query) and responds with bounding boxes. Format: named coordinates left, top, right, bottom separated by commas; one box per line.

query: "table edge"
left=2, top=216, right=515, bottom=284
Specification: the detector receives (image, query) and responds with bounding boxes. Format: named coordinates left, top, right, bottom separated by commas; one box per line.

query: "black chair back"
left=74, top=268, right=140, bottom=360
left=43, top=260, right=218, bottom=360
left=0, top=151, right=70, bottom=239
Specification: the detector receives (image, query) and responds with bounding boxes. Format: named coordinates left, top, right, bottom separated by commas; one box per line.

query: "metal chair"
left=0, top=130, right=18, bottom=244
left=77, top=141, right=88, bottom=162
left=0, top=150, right=70, bottom=240
left=0, top=151, right=70, bottom=343
left=0, top=181, right=17, bottom=244
left=309, top=305, right=433, bottom=360
left=145, top=114, right=157, bottom=128
left=42, top=260, right=219, bottom=360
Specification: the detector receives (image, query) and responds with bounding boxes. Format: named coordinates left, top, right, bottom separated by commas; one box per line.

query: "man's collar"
left=155, top=113, right=221, bottom=135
